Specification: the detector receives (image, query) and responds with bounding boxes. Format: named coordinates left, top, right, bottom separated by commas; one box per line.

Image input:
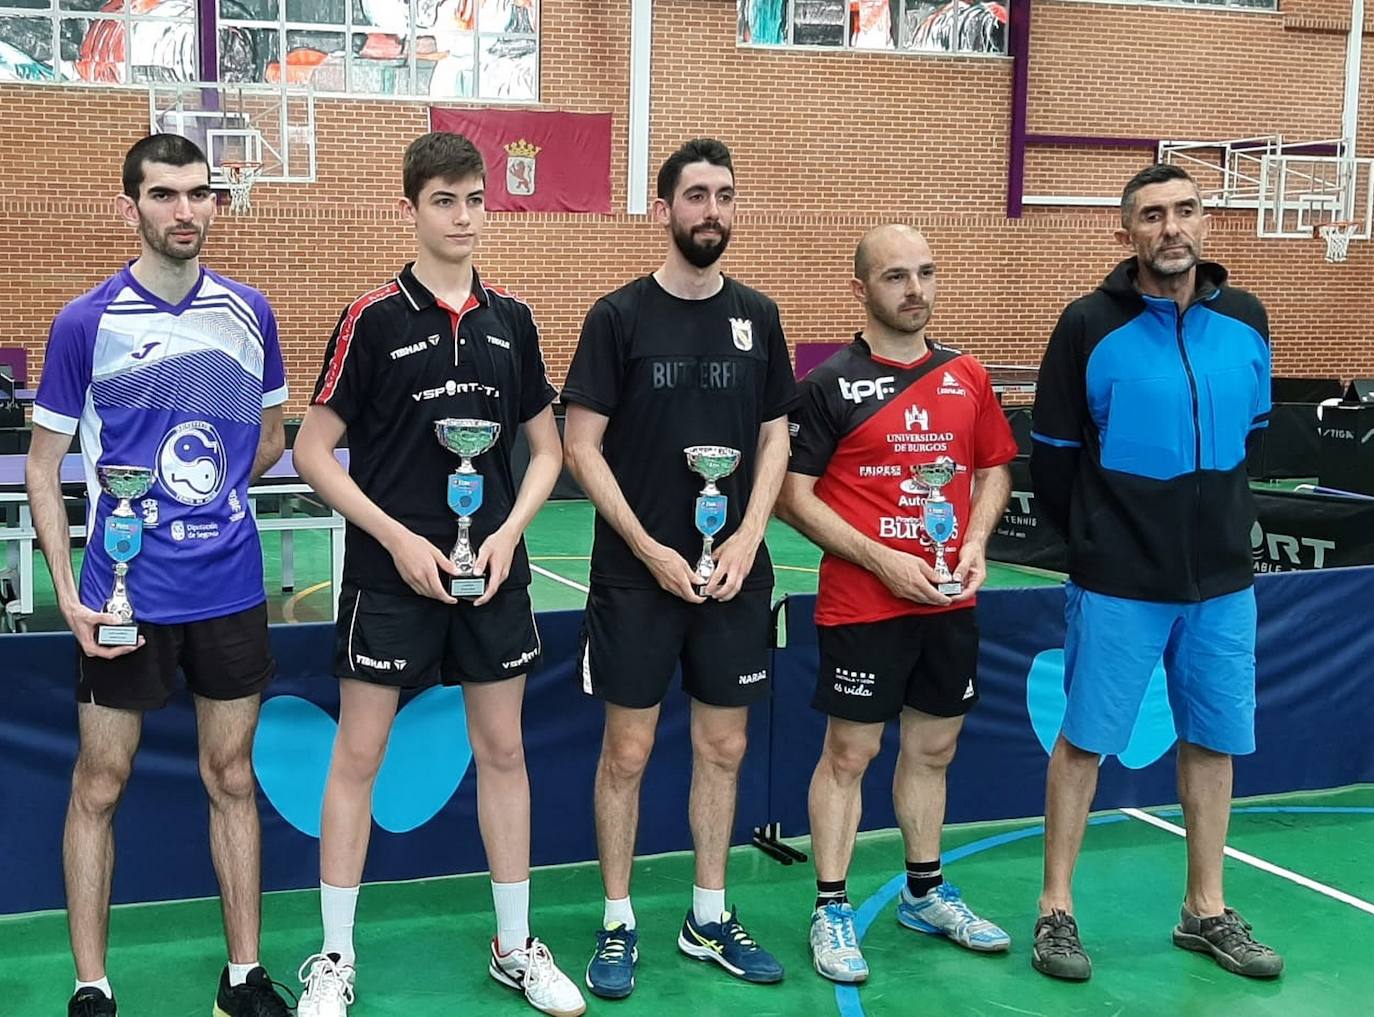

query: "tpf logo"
left=838, top=376, right=896, bottom=404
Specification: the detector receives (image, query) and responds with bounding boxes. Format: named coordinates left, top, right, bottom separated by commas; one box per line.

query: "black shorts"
left=579, top=584, right=773, bottom=709
left=334, top=582, right=541, bottom=689
left=76, top=602, right=275, bottom=711
left=814, top=608, right=980, bottom=723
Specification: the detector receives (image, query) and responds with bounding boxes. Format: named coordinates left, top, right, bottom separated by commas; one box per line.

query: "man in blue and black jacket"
left=1027, top=164, right=1283, bottom=983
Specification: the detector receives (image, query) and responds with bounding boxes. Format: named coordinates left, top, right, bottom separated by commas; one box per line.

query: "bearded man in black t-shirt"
left=562, top=138, right=797, bottom=998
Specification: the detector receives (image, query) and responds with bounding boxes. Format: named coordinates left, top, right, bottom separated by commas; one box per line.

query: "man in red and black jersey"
left=778, top=225, right=1017, bottom=983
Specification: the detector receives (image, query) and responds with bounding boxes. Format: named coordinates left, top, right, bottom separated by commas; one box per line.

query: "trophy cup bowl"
left=97, top=464, right=155, bottom=512
left=912, top=455, right=957, bottom=493
left=435, top=418, right=502, bottom=466
left=684, top=445, right=742, bottom=494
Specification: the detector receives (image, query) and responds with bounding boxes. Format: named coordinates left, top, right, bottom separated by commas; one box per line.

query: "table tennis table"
left=0, top=448, right=349, bottom=631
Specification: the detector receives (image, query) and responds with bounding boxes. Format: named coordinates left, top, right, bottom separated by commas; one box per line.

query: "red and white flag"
left=429, top=108, right=613, bottom=213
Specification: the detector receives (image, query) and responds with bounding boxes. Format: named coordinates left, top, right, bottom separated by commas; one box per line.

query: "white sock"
left=492, top=878, right=531, bottom=955
left=603, top=896, right=636, bottom=930
left=693, top=885, right=726, bottom=927
left=227, top=962, right=258, bottom=987
left=75, top=977, right=113, bottom=999
left=321, top=881, right=360, bottom=964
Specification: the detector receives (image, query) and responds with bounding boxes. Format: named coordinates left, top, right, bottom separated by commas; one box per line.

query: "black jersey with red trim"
left=789, top=336, right=1018, bottom=626
left=310, top=263, right=557, bottom=595
left=561, top=275, right=798, bottom=589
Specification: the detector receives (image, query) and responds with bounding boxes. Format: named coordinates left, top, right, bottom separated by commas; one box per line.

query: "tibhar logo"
left=879, top=517, right=923, bottom=540
left=737, top=669, right=767, bottom=686
left=356, top=654, right=408, bottom=672
left=486, top=334, right=512, bottom=350
left=390, top=335, right=441, bottom=360
left=1250, top=521, right=1334, bottom=572
left=838, top=376, right=896, bottom=404
left=904, top=404, right=929, bottom=432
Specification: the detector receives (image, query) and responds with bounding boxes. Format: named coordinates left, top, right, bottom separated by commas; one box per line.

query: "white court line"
left=530, top=563, right=590, bottom=594
left=1120, top=807, right=1374, bottom=917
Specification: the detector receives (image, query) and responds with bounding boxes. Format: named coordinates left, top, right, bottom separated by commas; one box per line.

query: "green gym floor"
left=2, top=786, right=1370, bottom=1016
left=13, top=498, right=1065, bottom=631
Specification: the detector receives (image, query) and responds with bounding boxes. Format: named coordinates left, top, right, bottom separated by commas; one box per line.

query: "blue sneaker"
left=678, top=907, right=784, bottom=984
left=585, top=923, right=638, bottom=999
left=810, top=903, right=869, bottom=983
left=897, top=883, right=1011, bottom=953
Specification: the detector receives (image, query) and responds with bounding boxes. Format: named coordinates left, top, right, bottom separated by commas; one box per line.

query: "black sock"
left=815, top=879, right=848, bottom=910
left=906, top=859, right=942, bottom=899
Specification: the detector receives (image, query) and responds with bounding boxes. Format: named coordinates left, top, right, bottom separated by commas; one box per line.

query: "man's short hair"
left=656, top=138, right=734, bottom=202
left=403, top=131, right=486, bottom=205
left=122, top=134, right=209, bottom=200
left=1120, top=163, right=1200, bottom=228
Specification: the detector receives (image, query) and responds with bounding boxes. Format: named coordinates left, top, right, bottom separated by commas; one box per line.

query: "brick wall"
left=1, top=0, right=1371, bottom=416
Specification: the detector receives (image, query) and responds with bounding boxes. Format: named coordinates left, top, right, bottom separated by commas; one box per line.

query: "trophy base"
left=936, top=580, right=963, bottom=597
left=97, top=623, right=139, bottom=647
left=450, top=576, right=487, bottom=599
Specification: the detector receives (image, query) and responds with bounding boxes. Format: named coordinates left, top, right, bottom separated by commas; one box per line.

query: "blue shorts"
left=1060, top=582, right=1257, bottom=757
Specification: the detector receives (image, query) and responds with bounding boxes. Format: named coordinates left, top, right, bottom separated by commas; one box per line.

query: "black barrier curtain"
left=989, top=458, right=1374, bottom=574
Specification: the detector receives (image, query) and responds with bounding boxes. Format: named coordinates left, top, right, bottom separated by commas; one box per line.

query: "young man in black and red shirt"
left=291, top=132, right=584, bottom=1017
left=777, top=224, right=1017, bottom=984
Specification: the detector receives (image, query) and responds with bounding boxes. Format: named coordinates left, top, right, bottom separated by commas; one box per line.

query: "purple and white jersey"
left=34, top=264, right=288, bottom=624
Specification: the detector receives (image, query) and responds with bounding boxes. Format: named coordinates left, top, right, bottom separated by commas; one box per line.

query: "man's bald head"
left=853, top=223, right=928, bottom=281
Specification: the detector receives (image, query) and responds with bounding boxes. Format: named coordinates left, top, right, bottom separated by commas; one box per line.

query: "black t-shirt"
left=561, top=275, right=798, bottom=589
left=311, top=263, right=557, bottom=594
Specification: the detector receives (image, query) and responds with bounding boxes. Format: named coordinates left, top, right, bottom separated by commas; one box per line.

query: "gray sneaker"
left=1172, top=906, right=1283, bottom=978
left=809, top=903, right=869, bottom=983
left=1031, top=910, right=1091, bottom=981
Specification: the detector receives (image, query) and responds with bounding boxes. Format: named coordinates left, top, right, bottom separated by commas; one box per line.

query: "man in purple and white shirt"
left=25, top=134, right=292, bottom=1017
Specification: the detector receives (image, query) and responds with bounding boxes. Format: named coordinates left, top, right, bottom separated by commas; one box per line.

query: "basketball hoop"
left=1317, top=220, right=1360, bottom=263
left=220, top=161, right=261, bottom=214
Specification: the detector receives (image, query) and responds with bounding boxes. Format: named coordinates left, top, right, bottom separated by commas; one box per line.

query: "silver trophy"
left=684, top=445, right=742, bottom=593
left=435, top=418, right=501, bottom=598
left=96, top=465, right=155, bottom=646
left=913, top=456, right=962, bottom=596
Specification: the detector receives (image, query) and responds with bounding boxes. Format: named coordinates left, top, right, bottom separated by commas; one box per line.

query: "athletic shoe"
left=1172, top=906, right=1284, bottom=978
left=490, top=937, right=588, bottom=1017
left=677, top=907, right=784, bottom=984
left=212, top=966, right=293, bottom=1017
left=585, top=923, right=639, bottom=999
left=897, top=883, right=1011, bottom=952
left=67, top=987, right=116, bottom=1016
left=1031, top=910, right=1092, bottom=981
left=297, top=953, right=356, bottom=1016
left=809, top=902, right=869, bottom=983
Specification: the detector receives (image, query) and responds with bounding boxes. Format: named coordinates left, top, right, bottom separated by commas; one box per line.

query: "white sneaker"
left=297, top=952, right=355, bottom=1017
left=490, top=937, right=588, bottom=1017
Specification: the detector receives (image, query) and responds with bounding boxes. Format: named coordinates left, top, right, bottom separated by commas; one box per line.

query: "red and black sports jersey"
left=311, top=263, right=557, bottom=595
left=789, top=336, right=1018, bottom=626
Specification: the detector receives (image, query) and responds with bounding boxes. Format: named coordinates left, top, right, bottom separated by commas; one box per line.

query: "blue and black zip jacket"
left=1030, top=258, right=1271, bottom=602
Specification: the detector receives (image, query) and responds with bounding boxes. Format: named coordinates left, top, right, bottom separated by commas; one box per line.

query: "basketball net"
left=1318, top=221, right=1360, bottom=263
left=222, top=163, right=261, bottom=214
